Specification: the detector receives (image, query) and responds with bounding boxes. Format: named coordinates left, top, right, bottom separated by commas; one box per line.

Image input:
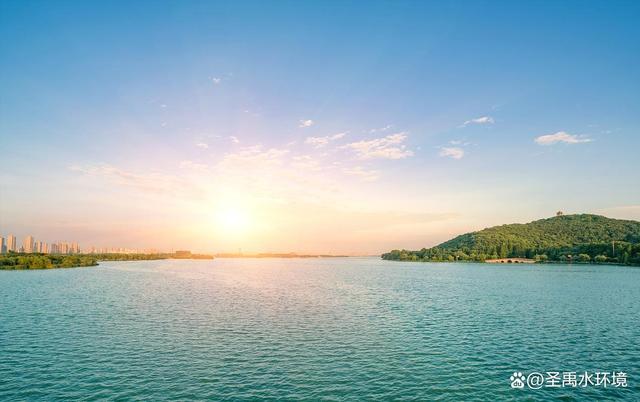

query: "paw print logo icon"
left=510, top=372, right=525, bottom=389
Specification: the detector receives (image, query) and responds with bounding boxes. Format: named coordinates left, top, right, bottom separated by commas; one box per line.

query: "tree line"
left=0, top=253, right=98, bottom=270
left=382, top=241, right=640, bottom=265
left=0, top=251, right=215, bottom=270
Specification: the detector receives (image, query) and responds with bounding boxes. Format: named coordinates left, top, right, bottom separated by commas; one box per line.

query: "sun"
left=216, top=207, right=252, bottom=234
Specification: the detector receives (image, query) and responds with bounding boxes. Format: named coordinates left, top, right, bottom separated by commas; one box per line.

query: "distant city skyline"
left=1, top=1, right=639, bottom=254
left=0, top=233, right=80, bottom=254
left=0, top=232, right=162, bottom=255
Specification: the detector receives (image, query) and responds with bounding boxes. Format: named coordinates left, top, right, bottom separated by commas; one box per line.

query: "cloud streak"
left=343, top=166, right=380, bottom=182
left=368, top=125, right=393, bottom=134
left=534, top=131, right=592, bottom=145
left=69, top=164, right=197, bottom=197
left=462, top=116, right=494, bottom=127
left=342, top=132, right=413, bottom=160
left=299, top=119, right=314, bottom=128
left=439, top=147, right=465, bottom=159
left=305, top=132, right=347, bottom=148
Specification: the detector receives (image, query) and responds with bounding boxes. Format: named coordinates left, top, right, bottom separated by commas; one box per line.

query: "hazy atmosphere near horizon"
left=1, top=1, right=639, bottom=254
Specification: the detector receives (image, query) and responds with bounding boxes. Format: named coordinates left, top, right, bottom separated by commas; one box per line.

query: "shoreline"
left=380, top=259, right=638, bottom=267
left=0, top=252, right=212, bottom=270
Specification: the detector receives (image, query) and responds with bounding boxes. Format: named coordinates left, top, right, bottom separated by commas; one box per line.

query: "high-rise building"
left=60, top=242, right=69, bottom=254
left=23, top=235, right=35, bottom=253
left=7, top=235, right=17, bottom=252
left=1, top=237, right=6, bottom=254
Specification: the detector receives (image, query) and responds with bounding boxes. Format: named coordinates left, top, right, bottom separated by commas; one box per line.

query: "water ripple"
left=1, top=258, right=638, bottom=400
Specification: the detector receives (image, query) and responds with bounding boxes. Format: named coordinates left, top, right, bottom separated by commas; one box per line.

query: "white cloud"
left=299, top=119, right=314, bottom=128
left=534, top=131, right=592, bottom=145
left=195, top=142, right=209, bottom=149
left=342, top=132, right=413, bottom=160
left=229, top=136, right=240, bottom=144
left=211, top=77, right=222, bottom=85
left=462, top=116, right=494, bottom=127
left=305, top=131, right=348, bottom=148
left=439, top=147, right=465, bottom=159
left=343, top=166, right=380, bottom=182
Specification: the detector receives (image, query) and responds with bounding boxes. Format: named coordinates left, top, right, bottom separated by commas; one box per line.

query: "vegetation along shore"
left=0, top=252, right=213, bottom=270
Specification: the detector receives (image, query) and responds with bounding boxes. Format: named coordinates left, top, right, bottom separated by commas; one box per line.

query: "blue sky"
left=1, top=1, right=639, bottom=253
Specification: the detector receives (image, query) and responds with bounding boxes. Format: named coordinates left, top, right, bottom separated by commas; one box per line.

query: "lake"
left=1, top=258, right=638, bottom=400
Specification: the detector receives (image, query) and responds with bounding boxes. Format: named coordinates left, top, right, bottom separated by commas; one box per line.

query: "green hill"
left=382, top=214, right=640, bottom=265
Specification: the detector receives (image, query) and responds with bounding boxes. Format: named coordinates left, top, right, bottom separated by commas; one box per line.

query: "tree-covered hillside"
left=382, top=214, right=640, bottom=265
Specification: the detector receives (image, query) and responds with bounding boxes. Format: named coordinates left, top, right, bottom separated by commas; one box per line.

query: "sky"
left=1, top=0, right=639, bottom=254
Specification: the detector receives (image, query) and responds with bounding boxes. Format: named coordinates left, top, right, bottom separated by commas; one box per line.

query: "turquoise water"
left=1, top=258, right=638, bottom=401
